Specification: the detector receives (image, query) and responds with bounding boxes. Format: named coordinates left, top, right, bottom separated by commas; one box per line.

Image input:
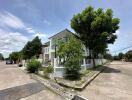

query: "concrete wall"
left=94, top=59, right=107, bottom=66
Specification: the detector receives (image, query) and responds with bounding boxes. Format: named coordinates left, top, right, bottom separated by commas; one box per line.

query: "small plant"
left=26, top=58, right=42, bottom=73
left=43, top=64, right=53, bottom=78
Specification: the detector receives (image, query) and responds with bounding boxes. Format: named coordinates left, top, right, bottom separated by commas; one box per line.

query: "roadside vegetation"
left=57, top=36, right=83, bottom=80
left=71, top=6, right=120, bottom=67
left=43, top=65, right=54, bottom=79
left=0, top=53, right=4, bottom=61
left=113, top=50, right=132, bottom=62
left=22, top=36, right=42, bottom=59
left=9, top=36, right=42, bottom=64
left=26, top=58, right=42, bottom=73
left=9, top=52, right=20, bottom=64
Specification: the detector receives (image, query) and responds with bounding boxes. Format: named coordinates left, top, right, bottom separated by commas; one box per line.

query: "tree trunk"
left=92, top=57, right=95, bottom=68
left=90, top=50, right=95, bottom=68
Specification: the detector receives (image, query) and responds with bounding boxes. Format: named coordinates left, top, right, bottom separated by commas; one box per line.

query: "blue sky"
left=0, top=0, right=132, bottom=57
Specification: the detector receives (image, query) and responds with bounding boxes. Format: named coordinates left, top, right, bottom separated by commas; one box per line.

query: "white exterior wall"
left=91, top=59, right=107, bottom=66
left=49, top=39, right=52, bottom=60
left=53, top=58, right=107, bottom=77
left=82, top=44, right=89, bottom=57
left=53, top=58, right=65, bottom=77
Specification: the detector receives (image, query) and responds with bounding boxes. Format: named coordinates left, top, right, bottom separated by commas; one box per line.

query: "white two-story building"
left=42, top=29, right=106, bottom=77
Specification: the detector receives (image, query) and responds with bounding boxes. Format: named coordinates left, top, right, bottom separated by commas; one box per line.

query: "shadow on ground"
left=91, top=66, right=121, bottom=73
left=0, top=82, right=45, bottom=100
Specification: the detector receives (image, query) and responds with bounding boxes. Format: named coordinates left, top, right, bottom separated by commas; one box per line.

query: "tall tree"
left=71, top=6, right=120, bottom=67
left=118, top=52, right=124, bottom=60
left=125, top=50, right=132, bottom=62
left=22, top=41, right=33, bottom=59
left=31, top=36, right=42, bottom=58
left=9, top=52, right=20, bottom=63
left=22, top=36, right=42, bottom=59
left=0, top=53, right=4, bottom=60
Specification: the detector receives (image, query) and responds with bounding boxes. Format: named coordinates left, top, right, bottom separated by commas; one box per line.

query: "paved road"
left=0, top=62, right=63, bottom=100
left=80, top=61, right=132, bottom=100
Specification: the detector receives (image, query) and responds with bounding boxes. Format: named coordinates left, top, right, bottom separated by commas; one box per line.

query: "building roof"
left=48, top=28, right=75, bottom=39
left=42, top=41, right=50, bottom=46
left=43, top=28, right=79, bottom=45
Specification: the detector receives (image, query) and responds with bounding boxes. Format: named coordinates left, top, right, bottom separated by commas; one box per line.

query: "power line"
left=111, top=45, right=132, bottom=53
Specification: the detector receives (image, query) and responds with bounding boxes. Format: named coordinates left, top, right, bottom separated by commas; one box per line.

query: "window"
left=45, top=48, right=47, bottom=53
left=52, top=45, right=55, bottom=49
left=44, top=47, right=49, bottom=53
left=63, top=37, right=68, bottom=42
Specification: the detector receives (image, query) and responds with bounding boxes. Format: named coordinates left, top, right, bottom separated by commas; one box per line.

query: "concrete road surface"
left=0, top=62, right=63, bottom=100
left=79, top=61, right=132, bottom=100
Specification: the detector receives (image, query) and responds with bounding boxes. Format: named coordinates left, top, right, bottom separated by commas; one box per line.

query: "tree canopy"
left=125, top=50, right=132, bottom=62
left=57, top=36, right=83, bottom=79
left=71, top=6, right=120, bottom=66
left=22, top=36, right=42, bottom=59
left=9, top=52, right=20, bottom=63
left=0, top=53, right=4, bottom=60
left=118, top=52, right=124, bottom=60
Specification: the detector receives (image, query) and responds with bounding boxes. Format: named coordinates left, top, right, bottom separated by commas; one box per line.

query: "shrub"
left=26, top=58, right=42, bottom=73
left=43, top=65, right=53, bottom=73
left=65, top=59, right=81, bottom=80
left=43, top=65, right=53, bottom=78
left=57, top=36, right=83, bottom=80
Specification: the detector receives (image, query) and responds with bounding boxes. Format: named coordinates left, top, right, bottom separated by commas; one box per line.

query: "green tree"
left=0, top=53, right=4, bottom=60
left=103, top=53, right=113, bottom=60
left=31, top=36, right=42, bottom=58
left=9, top=52, right=20, bottom=63
left=57, top=36, right=83, bottom=80
left=113, top=55, right=120, bottom=60
left=71, top=6, right=120, bottom=67
left=22, top=41, right=33, bottom=59
left=125, top=50, right=132, bottom=62
left=22, top=36, right=42, bottom=59
left=118, top=52, right=124, bottom=60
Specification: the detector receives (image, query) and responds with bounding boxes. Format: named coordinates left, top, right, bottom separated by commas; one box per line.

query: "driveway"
left=0, top=62, right=62, bottom=100
left=79, top=61, right=132, bottom=100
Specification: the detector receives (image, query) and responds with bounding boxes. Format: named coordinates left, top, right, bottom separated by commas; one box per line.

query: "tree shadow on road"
left=91, top=66, right=121, bottom=73
left=101, top=66, right=121, bottom=73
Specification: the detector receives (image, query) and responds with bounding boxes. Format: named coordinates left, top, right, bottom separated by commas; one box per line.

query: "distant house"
left=42, top=29, right=106, bottom=77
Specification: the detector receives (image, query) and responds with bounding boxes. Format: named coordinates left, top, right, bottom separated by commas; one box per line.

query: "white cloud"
left=33, top=32, right=46, bottom=38
left=43, top=20, right=51, bottom=25
left=0, top=29, right=28, bottom=57
left=26, top=28, right=35, bottom=33
left=32, top=32, right=48, bottom=43
left=114, top=30, right=120, bottom=35
left=0, top=11, right=25, bottom=29
left=0, top=11, right=37, bottom=34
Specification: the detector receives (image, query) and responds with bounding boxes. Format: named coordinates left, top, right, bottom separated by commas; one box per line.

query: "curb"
left=81, top=66, right=106, bottom=90
left=31, top=74, right=89, bottom=100
left=30, top=74, right=75, bottom=100
left=56, top=65, right=108, bottom=91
